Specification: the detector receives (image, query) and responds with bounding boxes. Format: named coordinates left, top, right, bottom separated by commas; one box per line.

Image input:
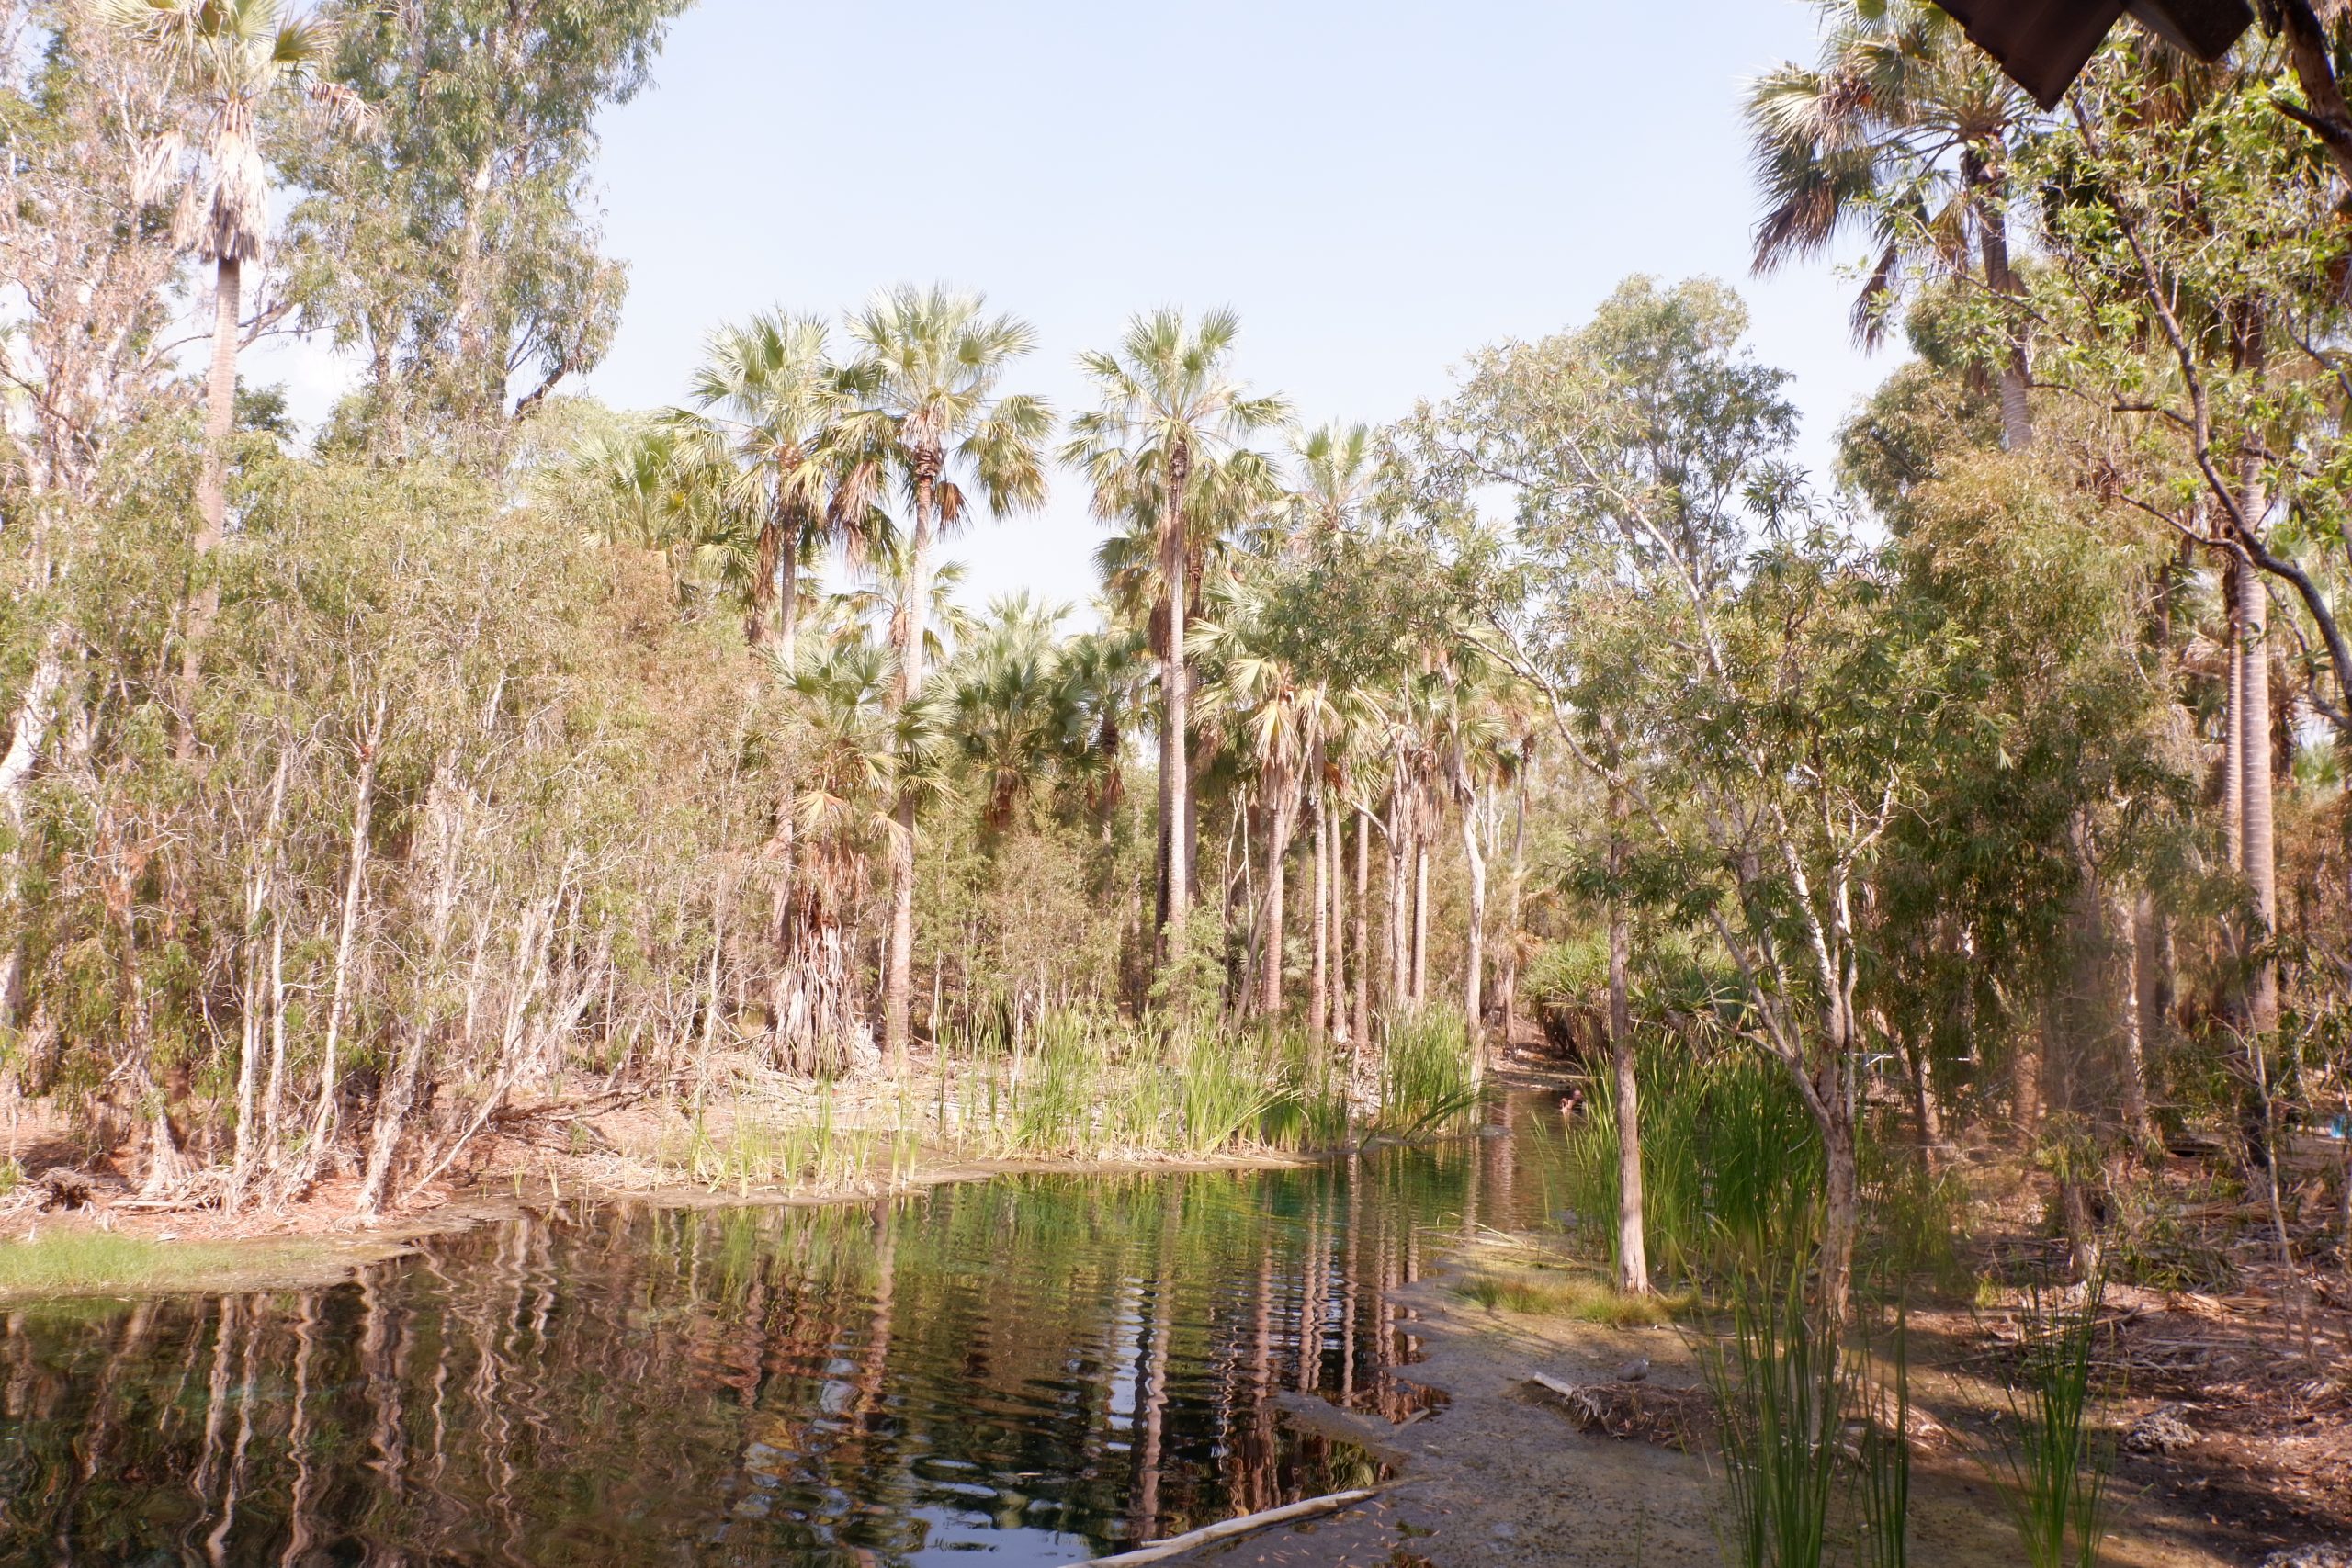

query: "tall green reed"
left=1556, top=1042, right=1822, bottom=1280
left=1984, top=1280, right=2110, bottom=1568
left=1696, top=1219, right=1844, bottom=1568
left=1692, top=1217, right=1916, bottom=1568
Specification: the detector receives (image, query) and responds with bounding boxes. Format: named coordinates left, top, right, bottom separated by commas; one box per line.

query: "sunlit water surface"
left=1, top=1108, right=1550, bottom=1565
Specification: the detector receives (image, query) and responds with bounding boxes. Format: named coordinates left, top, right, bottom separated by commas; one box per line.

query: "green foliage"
left=1695, top=1221, right=1846, bottom=1568
left=1980, top=1282, right=2111, bottom=1568
left=1553, top=1043, right=1823, bottom=1280
left=1373, top=1008, right=1479, bottom=1138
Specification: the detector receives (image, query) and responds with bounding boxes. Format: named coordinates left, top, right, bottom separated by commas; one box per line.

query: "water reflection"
left=1, top=1111, right=1536, bottom=1565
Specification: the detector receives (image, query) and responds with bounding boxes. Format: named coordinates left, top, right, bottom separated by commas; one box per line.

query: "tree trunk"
left=1258, top=773, right=1294, bottom=1019
left=304, top=694, right=387, bottom=1183
left=1456, top=773, right=1487, bottom=1063
left=1310, top=769, right=1329, bottom=1040
left=1157, top=446, right=1193, bottom=966
left=356, top=768, right=462, bottom=1218
left=2225, top=557, right=2245, bottom=876
left=1975, top=181, right=2033, bottom=452
left=2113, top=890, right=2160, bottom=1157
left=197, top=254, right=239, bottom=557
left=178, top=254, right=243, bottom=750
left=746, top=503, right=786, bottom=651
left=1352, top=807, right=1372, bottom=1050
left=1385, top=793, right=1407, bottom=1018
left=1410, top=837, right=1430, bottom=1007
left=2237, top=537, right=2279, bottom=1037
left=1497, top=764, right=1528, bottom=1048
left=884, top=468, right=938, bottom=1070
left=0, top=627, right=65, bottom=1032
left=1817, top=1075, right=1860, bottom=1324
left=1609, top=793, right=1648, bottom=1294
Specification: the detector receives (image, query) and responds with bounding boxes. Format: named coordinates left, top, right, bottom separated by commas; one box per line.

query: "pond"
left=0, top=1104, right=1554, bottom=1566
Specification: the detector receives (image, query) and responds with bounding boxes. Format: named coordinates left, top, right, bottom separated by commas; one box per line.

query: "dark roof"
left=1932, top=0, right=2256, bottom=107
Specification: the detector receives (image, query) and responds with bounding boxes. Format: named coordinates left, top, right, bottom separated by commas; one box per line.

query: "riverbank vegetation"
left=3, top=0, right=2352, bottom=1551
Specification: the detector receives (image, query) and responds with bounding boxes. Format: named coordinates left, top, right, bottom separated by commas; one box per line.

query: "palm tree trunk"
left=1975, top=183, right=2033, bottom=452
left=746, top=509, right=782, bottom=650
left=884, top=470, right=937, bottom=1071
left=1385, top=794, right=1407, bottom=1016
left=1310, top=773, right=1330, bottom=1039
left=1352, top=807, right=1372, bottom=1049
left=1156, top=451, right=1194, bottom=974
left=1609, top=790, right=1648, bottom=1295
left=179, top=254, right=242, bottom=740
left=1259, top=776, right=1290, bottom=1018
left=1456, top=777, right=1487, bottom=1058
left=198, top=254, right=239, bottom=552
left=1410, top=836, right=1430, bottom=1007
left=776, top=523, right=801, bottom=666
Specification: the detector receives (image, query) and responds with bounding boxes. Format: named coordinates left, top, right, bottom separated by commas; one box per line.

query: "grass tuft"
left=1453, top=1268, right=1684, bottom=1327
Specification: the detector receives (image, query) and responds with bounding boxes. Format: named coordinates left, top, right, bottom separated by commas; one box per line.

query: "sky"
left=264, top=0, right=1896, bottom=619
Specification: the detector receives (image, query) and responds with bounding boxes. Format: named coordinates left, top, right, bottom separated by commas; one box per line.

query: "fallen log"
left=1090, top=1486, right=1385, bottom=1565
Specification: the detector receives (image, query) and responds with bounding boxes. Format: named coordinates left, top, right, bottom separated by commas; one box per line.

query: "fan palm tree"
left=684, top=311, right=875, bottom=659
left=1744, top=0, right=2038, bottom=446
left=1193, top=571, right=1342, bottom=1021
left=1291, top=421, right=1378, bottom=542
left=1065, top=310, right=1290, bottom=969
left=949, top=595, right=1081, bottom=832
left=764, top=634, right=935, bottom=1077
left=105, top=0, right=363, bottom=545
left=566, top=425, right=688, bottom=552
left=841, top=285, right=1050, bottom=1066
left=1057, top=624, right=1154, bottom=838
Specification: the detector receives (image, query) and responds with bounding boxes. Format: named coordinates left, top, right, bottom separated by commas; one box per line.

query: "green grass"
left=0, top=1228, right=335, bottom=1299
left=1452, top=1267, right=1684, bottom=1327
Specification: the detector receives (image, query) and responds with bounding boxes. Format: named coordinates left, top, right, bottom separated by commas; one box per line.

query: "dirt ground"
left=1153, top=1247, right=2348, bottom=1568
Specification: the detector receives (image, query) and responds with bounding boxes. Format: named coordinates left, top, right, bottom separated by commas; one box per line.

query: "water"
left=0, top=1115, right=1546, bottom=1566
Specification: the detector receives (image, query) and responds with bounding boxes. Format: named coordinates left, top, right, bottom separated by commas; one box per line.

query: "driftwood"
left=1525, top=1371, right=1712, bottom=1451
left=1089, top=1486, right=1385, bottom=1565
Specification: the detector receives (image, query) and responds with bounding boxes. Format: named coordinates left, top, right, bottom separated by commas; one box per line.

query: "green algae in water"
left=0, top=1114, right=1548, bottom=1565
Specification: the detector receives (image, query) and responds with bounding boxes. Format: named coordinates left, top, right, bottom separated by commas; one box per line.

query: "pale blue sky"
left=272, top=1, right=1894, bottom=616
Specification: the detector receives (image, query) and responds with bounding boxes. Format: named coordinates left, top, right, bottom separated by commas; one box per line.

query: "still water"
left=0, top=1116, right=1543, bottom=1565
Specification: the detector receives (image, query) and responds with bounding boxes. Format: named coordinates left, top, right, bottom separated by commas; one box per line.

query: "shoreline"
left=0, top=1115, right=1489, bottom=1306
left=0, top=1058, right=1578, bottom=1304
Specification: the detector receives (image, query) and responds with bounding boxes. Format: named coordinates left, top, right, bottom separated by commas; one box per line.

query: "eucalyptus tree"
left=1408, top=276, right=1918, bottom=1317
left=684, top=311, right=876, bottom=659
left=842, top=284, right=1050, bottom=1066
left=1744, top=0, right=2041, bottom=446
left=284, top=0, right=692, bottom=449
left=2015, top=40, right=2352, bottom=1041
left=1065, top=310, right=1290, bottom=974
